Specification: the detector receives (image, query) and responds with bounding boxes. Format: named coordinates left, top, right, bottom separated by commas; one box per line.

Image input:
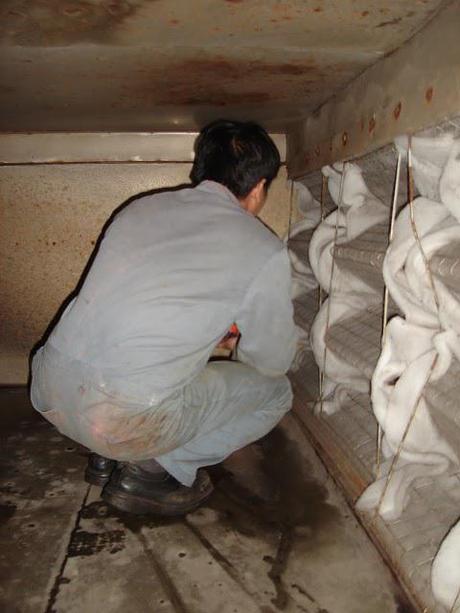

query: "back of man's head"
left=190, top=120, right=281, bottom=199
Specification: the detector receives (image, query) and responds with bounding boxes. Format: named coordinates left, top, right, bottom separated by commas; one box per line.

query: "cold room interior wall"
left=0, top=132, right=289, bottom=384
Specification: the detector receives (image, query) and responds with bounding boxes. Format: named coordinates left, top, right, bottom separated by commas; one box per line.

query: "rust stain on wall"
left=126, top=56, right=344, bottom=108
left=393, top=101, right=402, bottom=119
left=376, top=17, right=403, bottom=28
left=0, top=0, right=145, bottom=46
left=0, top=0, right=446, bottom=131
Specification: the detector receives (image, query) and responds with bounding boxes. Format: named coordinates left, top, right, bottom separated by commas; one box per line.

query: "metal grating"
left=430, top=239, right=460, bottom=296
left=289, top=229, right=315, bottom=268
left=334, top=221, right=389, bottom=292
left=427, top=358, right=460, bottom=430
left=368, top=468, right=460, bottom=613
left=290, top=145, right=460, bottom=611
left=289, top=334, right=319, bottom=404
left=322, top=391, right=377, bottom=472
left=293, top=290, right=318, bottom=332
left=293, top=317, right=460, bottom=612
left=326, top=304, right=383, bottom=380
left=315, top=389, right=460, bottom=613
left=426, top=357, right=460, bottom=464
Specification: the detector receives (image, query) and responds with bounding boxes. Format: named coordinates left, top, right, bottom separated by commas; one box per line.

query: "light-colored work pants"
left=31, top=344, right=292, bottom=486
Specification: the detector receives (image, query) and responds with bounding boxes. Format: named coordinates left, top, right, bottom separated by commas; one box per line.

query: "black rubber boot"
left=85, top=453, right=117, bottom=487
left=102, top=464, right=214, bottom=516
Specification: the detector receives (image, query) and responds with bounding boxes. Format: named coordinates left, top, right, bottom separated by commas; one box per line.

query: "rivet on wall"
left=342, top=132, right=348, bottom=146
left=368, top=116, right=376, bottom=133
left=425, top=86, right=434, bottom=103
left=393, top=102, right=402, bottom=120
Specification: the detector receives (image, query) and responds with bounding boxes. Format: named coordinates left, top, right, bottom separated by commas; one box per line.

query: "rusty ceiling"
left=0, top=0, right=450, bottom=132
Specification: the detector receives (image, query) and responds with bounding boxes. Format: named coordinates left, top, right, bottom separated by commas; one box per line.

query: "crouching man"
left=30, top=120, right=298, bottom=516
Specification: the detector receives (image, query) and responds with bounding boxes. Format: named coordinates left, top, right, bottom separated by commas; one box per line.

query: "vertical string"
left=319, top=165, right=347, bottom=414
left=318, top=174, right=327, bottom=406
left=376, top=151, right=402, bottom=478
left=318, top=174, right=327, bottom=310
left=287, top=178, right=295, bottom=242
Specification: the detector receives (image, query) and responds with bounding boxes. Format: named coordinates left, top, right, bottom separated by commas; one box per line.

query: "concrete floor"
left=0, top=387, right=415, bottom=613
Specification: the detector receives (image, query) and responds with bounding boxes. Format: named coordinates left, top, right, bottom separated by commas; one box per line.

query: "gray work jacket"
left=46, top=181, right=298, bottom=404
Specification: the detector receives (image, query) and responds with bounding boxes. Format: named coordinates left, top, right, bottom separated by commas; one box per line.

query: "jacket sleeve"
left=235, top=248, right=298, bottom=376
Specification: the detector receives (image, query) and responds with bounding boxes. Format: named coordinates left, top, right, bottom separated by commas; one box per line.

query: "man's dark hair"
left=190, top=120, right=281, bottom=198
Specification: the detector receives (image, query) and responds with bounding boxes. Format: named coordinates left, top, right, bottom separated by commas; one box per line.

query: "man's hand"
left=216, top=323, right=240, bottom=352
left=217, top=335, right=239, bottom=352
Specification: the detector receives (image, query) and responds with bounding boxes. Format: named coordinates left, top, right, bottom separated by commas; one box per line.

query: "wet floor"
left=0, top=387, right=415, bottom=613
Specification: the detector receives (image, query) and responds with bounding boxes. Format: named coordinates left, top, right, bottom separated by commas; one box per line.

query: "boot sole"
left=102, top=483, right=214, bottom=517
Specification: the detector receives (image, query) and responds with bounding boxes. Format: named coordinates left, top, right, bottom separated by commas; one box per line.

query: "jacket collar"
left=197, top=180, right=241, bottom=209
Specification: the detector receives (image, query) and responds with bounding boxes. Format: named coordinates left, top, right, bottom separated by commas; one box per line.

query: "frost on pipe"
left=288, top=134, right=460, bottom=610
left=287, top=181, right=320, bottom=301
left=353, top=133, right=460, bottom=612
left=357, top=135, right=460, bottom=522
left=286, top=182, right=320, bottom=373
left=308, top=163, right=388, bottom=414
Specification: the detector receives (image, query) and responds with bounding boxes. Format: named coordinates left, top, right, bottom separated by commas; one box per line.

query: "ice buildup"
left=358, top=135, right=460, bottom=520
left=308, top=163, right=388, bottom=414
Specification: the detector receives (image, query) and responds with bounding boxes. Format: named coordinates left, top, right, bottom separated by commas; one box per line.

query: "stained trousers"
left=31, top=345, right=293, bottom=486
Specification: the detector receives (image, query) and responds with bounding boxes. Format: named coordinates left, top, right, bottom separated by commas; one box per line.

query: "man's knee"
left=270, top=376, right=293, bottom=415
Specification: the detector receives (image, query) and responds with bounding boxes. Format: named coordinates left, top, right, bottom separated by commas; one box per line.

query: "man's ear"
left=253, top=179, right=266, bottom=200
left=244, top=179, right=267, bottom=216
